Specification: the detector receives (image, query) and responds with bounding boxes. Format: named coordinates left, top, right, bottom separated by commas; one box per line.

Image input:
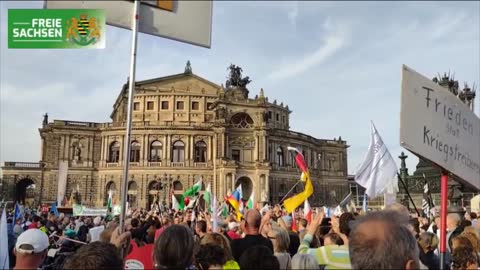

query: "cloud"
left=266, top=30, right=346, bottom=81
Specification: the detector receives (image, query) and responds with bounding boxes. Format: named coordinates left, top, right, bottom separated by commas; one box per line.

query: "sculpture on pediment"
left=216, top=107, right=226, bottom=120
left=43, top=113, right=48, bottom=127
left=226, top=64, right=251, bottom=88
left=184, top=60, right=192, bottom=74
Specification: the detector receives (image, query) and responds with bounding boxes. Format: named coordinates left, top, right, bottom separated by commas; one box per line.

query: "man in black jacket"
left=77, top=217, right=93, bottom=243
left=231, top=209, right=273, bottom=261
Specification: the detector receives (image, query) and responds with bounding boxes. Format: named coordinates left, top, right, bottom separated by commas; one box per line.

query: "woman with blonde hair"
left=200, top=233, right=240, bottom=269
left=267, top=227, right=291, bottom=269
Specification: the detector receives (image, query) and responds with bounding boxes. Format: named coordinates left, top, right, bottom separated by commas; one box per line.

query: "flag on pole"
left=183, top=178, right=203, bottom=198
left=204, top=183, right=212, bottom=212
left=107, top=190, right=113, bottom=213
left=51, top=202, right=59, bottom=217
left=304, top=199, right=312, bottom=224
left=14, top=202, right=23, bottom=222
left=354, top=122, right=398, bottom=198
left=247, top=191, right=255, bottom=209
left=422, top=181, right=435, bottom=218
left=226, top=185, right=243, bottom=221
left=212, top=195, right=218, bottom=233
left=172, top=194, right=183, bottom=211
left=283, top=147, right=314, bottom=213
left=291, top=211, right=297, bottom=233
left=0, top=208, right=9, bottom=269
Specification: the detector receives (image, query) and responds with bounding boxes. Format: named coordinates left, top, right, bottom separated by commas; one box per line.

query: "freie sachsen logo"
left=8, top=9, right=105, bottom=49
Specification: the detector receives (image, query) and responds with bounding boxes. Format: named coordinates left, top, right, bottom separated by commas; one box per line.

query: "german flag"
left=78, top=15, right=89, bottom=36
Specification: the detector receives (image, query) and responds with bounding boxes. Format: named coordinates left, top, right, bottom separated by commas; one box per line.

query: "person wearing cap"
left=14, top=229, right=49, bottom=270
left=281, top=215, right=300, bottom=257
left=88, top=216, right=105, bottom=242
left=227, top=222, right=241, bottom=240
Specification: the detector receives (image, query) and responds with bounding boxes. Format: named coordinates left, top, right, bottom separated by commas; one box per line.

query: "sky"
left=1, top=1, right=479, bottom=176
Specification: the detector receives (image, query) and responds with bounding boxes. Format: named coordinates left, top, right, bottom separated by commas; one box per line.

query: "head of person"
left=408, top=218, right=420, bottom=239
left=241, top=209, right=262, bottom=235
left=16, top=218, right=22, bottom=225
left=384, top=203, right=410, bottom=218
left=130, top=218, right=140, bottom=229
left=291, top=253, right=320, bottom=270
left=418, top=232, right=439, bottom=253
left=447, top=213, right=461, bottom=231
left=154, top=224, right=194, bottom=269
left=282, top=215, right=293, bottom=229
left=268, top=227, right=290, bottom=253
left=339, top=212, right=355, bottom=237
left=452, top=235, right=474, bottom=251
left=228, top=222, right=239, bottom=233
left=460, top=231, right=480, bottom=253
left=298, top=218, right=308, bottom=231
left=195, top=244, right=227, bottom=270
left=201, top=233, right=234, bottom=261
left=349, top=210, right=420, bottom=270
left=14, top=229, right=49, bottom=269
left=32, top=215, right=40, bottom=223
left=63, top=242, right=123, bottom=269
left=323, top=233, right=344, bottom=246
left=196, top=220, right=207, bottom=236
left=451, top=246, right=479, bottom=270
left=238, top=245, right=279, bottom=270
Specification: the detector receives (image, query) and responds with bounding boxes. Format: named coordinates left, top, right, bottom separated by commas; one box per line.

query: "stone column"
left=163, top=135, right=167, bottom=161
left=208, top=136, right=212, bottom=161
left=166, top=134, right=171, bottom=163
left=254, top=135, right=259, bottom=161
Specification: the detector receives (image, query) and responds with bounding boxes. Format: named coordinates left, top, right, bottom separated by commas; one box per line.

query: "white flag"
left=212, top=196, right=218, bottom=233
left=355, top=122, right=398, bottom=198
left=0, top=208, right=9, bottom=269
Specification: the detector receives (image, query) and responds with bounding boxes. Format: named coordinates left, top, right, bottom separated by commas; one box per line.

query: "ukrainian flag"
left=227, top=185, right=243, bottom=221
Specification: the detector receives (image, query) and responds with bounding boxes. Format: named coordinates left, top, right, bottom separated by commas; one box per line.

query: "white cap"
left=228, top=222, right=239, bottom=230
left=15, top=229, right=49, bottom=254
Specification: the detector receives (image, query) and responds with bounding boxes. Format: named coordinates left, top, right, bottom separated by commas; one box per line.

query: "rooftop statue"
left=225, top=64, right=251, bottom=88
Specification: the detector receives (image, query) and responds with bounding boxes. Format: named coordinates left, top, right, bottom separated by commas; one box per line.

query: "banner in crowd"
left=73, top=204, right=107, bottom=216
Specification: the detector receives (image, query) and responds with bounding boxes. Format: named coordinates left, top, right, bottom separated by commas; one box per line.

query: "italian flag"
left=107, top=190, right=113, bottom=213
left=204, top=183, right=212, bottom=212
left=304, top=199, right=312, bottom=224
left=183, top=178, right=203, bottom=198
left=172, top=194, right=183, bottom=211
left=247, top=191, right=256, bottom=209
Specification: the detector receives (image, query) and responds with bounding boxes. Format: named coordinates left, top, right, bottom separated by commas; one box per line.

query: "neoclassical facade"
left=1, top=64, right=349, bottom=208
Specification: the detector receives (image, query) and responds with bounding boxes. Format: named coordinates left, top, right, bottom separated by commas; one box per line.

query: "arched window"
left=194, top=141, right=207, bottom=162
left=276, top=146, right=284, bottom=166
left=150, top=140, right=162, bottom=162
left=173, top=181, right=183, bottom=191
left=230, top=113, right=254, bottom=128
left=172, top=140, right=185, bottom=162
left=104, top=181, right=116, bottom=206
left=127, top=181, right=138, bottom=208
left=109, top=141, right=120, bottom=163
left=130, top=141, right=141, bottom=162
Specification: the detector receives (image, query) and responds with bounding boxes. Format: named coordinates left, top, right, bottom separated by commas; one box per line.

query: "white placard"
left=400, top=65, right=480, bottom=190
left=44, top=0, right=213, bottom=48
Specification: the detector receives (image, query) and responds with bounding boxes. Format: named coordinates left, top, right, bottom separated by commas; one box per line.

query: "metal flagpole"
left=439, top=170, right=448, bottom=270
left=119, top=0, right=140, bottom=233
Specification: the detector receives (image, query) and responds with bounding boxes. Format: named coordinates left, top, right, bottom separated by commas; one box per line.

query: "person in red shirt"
left=28, top=216, right=40, bottom=229
left=155, top=216, right=173, bottom=240
left=227, top=222, right=241, bottom=240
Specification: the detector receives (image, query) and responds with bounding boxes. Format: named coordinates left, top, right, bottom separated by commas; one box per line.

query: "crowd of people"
left=3, top=202, right=480, bottom=269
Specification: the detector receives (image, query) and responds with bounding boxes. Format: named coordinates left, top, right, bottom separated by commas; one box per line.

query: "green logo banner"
left=8, top=9, right=105, bottom=49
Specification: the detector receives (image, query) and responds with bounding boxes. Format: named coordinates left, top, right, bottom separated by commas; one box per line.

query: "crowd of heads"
left=3, top=201, right=480, bottom=270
